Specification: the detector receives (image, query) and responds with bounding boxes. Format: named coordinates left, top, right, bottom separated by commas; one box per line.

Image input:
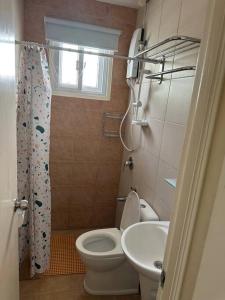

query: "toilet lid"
left=120, top=191, right=140, bottom=232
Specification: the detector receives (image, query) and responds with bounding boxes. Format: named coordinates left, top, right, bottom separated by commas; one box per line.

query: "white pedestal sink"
left=121, top=221, right=170, bottom=300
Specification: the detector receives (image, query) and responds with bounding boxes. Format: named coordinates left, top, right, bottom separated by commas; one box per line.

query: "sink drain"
left=154, top=261, right=163, bottom=270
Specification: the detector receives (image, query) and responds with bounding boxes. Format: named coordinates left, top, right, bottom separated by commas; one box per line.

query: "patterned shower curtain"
left=17, top=46, right=52, bottom=277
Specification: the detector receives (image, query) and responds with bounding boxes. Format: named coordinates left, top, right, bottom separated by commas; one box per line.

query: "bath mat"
left=43, top=233, right=85, bottom=276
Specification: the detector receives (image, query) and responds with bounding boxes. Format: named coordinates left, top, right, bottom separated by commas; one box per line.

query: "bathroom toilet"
left=76, top=191, right=159, bottom=295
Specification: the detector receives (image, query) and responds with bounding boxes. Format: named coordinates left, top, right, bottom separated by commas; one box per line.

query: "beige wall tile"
left=139, top=182, right=155, bottom=208
left=158, top=0, right=182, bottom=41
left=142, top=119, right=164, bottom=157
left=155, top=160, right=177, bottom=202
left=165, top=77, right=194, bottom=124
left=134, top=149, right=159, bottom=191
left=146, top=80, right=170, bottom=121
left=153, top=196, right=173, bottom=221
left=178, top=0, right=209, bottom=38
left=153, top=161, right=177, bottom=221
left=143, top=0, right=163, bottom=45
left=160, top=122, right=185, bottom=169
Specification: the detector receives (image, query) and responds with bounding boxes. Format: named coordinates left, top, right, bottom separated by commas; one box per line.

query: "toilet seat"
left=76, top=228, right=123, bottom=259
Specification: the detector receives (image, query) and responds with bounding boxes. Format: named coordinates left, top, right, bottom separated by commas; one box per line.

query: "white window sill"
left=52, top=89, right=111, bottom=101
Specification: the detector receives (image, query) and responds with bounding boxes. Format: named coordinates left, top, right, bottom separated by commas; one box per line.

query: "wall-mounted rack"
left=102, top=112, right=124, bottom=138
left=135, top=35, right=201, bottom=83
left=135, top=36, right=201, bottom=60
left=146, top=65, right=196, bottom=80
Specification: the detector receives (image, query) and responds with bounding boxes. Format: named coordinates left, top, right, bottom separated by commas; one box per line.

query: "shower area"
left=18, top=0, right=137, bottom=278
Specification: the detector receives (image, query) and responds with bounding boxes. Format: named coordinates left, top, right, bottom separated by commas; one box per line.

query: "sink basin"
left=121, top=221, right=170, bottom=300
left=121, top=221, right=169, bottom=280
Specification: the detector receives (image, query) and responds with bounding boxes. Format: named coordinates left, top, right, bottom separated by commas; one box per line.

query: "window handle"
left=76, top=60, right=79, bottom=71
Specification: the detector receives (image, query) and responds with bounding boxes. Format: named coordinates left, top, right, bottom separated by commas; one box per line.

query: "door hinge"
left=160, top=269, right=166, bottom=288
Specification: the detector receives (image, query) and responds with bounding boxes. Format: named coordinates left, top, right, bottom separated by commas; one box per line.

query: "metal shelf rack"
left=146, top=65, right=196, bottom=80
left=135, top=35, right=201, bottom=83
left=102, top=112, right=124, bottom=138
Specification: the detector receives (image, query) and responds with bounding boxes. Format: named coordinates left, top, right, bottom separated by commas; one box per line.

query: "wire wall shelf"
left=135, top=35, right=201, bottom=83
left=102, top=112, right=124, bottom=138
left=146, top=65, right=196, bottom=80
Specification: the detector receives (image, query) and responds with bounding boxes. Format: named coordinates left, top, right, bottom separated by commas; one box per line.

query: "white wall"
left=118, top=0, right=209, bottom=222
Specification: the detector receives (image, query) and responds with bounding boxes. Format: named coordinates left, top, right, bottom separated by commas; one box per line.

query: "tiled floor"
left=20, top=230, right=88, bottom=281
left=20, top=229, right=141, bottom=300
left=20, top=274, right=141, bottom=300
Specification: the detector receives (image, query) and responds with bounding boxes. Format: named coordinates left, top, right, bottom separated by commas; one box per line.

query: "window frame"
left=49, top=42, right=113, bottom=101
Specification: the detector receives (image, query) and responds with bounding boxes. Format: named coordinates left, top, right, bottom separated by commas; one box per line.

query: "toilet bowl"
left=76, top=191, right=159, bottom=295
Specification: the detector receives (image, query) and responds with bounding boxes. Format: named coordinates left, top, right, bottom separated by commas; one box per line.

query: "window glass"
left=49, top=41, right=113, bottom=101
left=82, top=47, right=99, bottom=89
left=59, top=43, right=79, bottom=86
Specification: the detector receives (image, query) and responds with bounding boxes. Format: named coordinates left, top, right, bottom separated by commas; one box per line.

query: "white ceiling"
left=97, top=0, right=145, bottom=9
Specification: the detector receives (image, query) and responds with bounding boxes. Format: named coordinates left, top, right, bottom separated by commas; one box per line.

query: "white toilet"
left=76, top=191, right=159, bottom=295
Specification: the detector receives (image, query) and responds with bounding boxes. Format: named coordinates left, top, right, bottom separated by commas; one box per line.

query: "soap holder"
left=165, top=178, right=177, bottom=188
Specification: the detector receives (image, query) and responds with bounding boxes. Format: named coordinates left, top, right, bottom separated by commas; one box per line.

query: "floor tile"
left=20, top=274, right=141, bottom=300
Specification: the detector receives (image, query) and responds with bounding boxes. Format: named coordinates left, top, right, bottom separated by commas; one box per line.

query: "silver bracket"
left=159, top=56, right=166, bottom=84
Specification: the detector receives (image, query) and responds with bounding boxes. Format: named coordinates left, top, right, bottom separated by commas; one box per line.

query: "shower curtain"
left=17, top=46, right=52, bottom=277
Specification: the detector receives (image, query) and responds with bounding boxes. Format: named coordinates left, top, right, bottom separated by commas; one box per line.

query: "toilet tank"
left=140, top=199, right=159, bottom=221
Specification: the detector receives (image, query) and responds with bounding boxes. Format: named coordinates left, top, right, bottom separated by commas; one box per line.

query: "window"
left=45, top=17, right=121, bottom=100
left=50, top=42, right=113, bottom=100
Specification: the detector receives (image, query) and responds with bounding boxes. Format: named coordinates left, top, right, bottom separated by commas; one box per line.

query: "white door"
left=0, top=0, right=19, bottom=299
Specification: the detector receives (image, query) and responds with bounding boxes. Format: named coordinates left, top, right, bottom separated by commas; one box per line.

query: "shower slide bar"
left=15, top=40, right=162, bottom=64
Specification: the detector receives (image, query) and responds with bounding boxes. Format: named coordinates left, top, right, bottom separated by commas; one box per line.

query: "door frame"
left=157, top=0, right=225, bottom=299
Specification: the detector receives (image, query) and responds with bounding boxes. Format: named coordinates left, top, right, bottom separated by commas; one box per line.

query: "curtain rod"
left=15, top=40, right=162, bottom=64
